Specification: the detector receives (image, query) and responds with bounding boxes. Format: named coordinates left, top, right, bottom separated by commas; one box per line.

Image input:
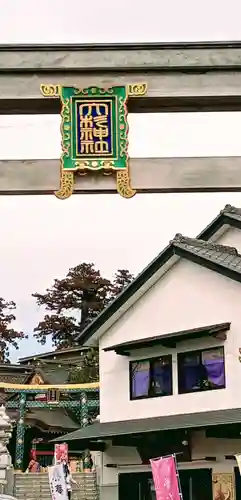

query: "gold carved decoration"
left=55, top=167, right=74, bottom=200
left=29, top=374, right=44, bottom=386
left=212, top=472, right=235, bottom=500
left=116, top=169, right=136, bottom=198
left=40, top=84, right=61, bottom=97
left=127, top=83, right=148, bottom=97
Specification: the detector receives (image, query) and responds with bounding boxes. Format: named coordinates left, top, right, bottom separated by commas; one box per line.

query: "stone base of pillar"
left=0, top=406, right=13, bottom=494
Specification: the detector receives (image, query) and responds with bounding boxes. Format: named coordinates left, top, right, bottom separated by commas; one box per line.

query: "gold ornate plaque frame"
left=40, top=83, right=147, bottom=200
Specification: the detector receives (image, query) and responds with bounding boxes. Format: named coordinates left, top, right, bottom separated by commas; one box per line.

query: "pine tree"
left=0, top=297, right=26, bottom=362
left=33, top=263, right=134, bottom=349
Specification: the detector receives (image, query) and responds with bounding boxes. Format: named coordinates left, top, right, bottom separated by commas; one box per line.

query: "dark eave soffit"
left=103, top=322, right=231, bottom=355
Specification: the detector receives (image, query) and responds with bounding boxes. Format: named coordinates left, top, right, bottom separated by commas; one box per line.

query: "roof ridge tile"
left=171, top=233, right=238, bottom=256
left=221, top=204, right=241, bottom=216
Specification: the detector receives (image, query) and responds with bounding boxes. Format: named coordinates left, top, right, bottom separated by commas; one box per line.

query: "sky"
left=1, top=0, right=241, bottom=361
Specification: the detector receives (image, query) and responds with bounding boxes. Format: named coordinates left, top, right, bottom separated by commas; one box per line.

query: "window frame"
left=177, top=346, right=226, bottom=395
left=129, top=354, right=173, bottom=401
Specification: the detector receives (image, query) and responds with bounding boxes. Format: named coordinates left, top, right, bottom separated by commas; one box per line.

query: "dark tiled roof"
left=54, top=408, right=241, bottom=442
left=23, top=366, right=70, bottom=385
left=198, top=204, right=241, bottom=240
left=171, top=234, right=241, bottom=275
left=0, top=374, right=28, bottom=383
left=0, top=363, right=81, bottom=388
left=104, top=322, right=230, bottom=354
left=42, top=367, right=70, bottom=385
left=19, top=346, right=89, bottom=364
left=0, top=391, right=6, bottom=404
left=221, top=204, right=241, bottom=220
left=0, top=364, right=33, bottom=384
left=25, top=408, right=79, bottom=433
left=0, top=363, right=32, bottom=370
left=75, top=205, right=241, bottom=346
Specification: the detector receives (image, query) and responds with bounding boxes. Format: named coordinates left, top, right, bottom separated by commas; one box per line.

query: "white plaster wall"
left=218, top=226, right=241, bottom=251
left=100, top=445, right=141, bottom=486
left=99, top=229, right=241, bottom=423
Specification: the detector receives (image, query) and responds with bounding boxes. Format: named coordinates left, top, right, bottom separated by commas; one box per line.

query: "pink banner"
left=54, top=443, right=68, bottom=464
left=150, top=456, right=181, bottom=500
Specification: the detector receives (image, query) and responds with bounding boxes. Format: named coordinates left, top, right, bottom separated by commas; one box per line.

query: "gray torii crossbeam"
left=0, top=41, right=241, bottom=195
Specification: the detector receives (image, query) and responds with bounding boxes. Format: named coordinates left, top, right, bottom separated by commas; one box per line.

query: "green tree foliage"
left=69, top=348, right=99, bottom=384
left=32, top=263, right=134, bottom=349
left=0, top=297, right=26, bottom=362
left=110, top=269, right=134, bottom=297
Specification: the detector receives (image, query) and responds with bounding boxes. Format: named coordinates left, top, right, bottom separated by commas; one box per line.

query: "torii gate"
left=1, top=41, right=241, bottom=197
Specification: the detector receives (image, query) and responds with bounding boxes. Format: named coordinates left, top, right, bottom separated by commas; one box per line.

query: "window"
left=130, top=355, right=172, bottom=400
left=178, top=347, right=225, bottom=394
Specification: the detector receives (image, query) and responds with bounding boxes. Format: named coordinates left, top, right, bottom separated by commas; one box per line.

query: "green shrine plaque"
left=40, top=83, right=147, bottom=199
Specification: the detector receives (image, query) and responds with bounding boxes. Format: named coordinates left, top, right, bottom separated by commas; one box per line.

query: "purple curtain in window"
left=153, top=364, right=172, bottom=394
left=132, top=366, right=150, bottom=397
left=182, top=364, right=202, bottom=390
left=203, top=358, right=225, bottom=386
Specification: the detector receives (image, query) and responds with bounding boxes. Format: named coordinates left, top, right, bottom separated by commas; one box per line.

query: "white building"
left=59, top=204, right=241, bottom=500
